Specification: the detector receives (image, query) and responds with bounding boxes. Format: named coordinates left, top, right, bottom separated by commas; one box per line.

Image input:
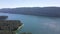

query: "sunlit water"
left=0, top=13, right=60, bottom=34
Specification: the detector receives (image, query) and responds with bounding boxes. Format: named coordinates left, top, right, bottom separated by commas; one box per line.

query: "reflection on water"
left=0, top=13, right=60, bottom=34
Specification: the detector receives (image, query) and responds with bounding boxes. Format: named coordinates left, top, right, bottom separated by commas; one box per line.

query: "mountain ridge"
left=0, top=7, right=60, bottom=17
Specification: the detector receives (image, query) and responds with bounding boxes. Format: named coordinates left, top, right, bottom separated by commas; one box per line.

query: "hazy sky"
left=0, top=0, right=60, bottom=8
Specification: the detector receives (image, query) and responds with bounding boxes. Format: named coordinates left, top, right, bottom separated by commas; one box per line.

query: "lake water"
left=0, top=13, right=60, bottom=34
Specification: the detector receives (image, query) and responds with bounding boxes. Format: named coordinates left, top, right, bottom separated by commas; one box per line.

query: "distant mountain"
left=0, top=7, right=60, bottom=17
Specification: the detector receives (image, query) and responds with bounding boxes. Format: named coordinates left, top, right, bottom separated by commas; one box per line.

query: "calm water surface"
left=0, top=13, right=60, bottom=34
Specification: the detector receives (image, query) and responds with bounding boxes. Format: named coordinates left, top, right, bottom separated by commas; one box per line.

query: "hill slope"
left=0, top=7, right=60, bottom=17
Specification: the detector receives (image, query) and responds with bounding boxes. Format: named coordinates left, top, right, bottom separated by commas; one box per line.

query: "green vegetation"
left=20, top=32, right=32, bottom=34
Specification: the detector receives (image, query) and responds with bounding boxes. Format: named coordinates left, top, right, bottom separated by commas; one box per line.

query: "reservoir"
left=0, top=13, right=60, bottom=34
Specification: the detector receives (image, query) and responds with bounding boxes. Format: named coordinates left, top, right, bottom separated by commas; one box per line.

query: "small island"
left=0, top=16, right=8, bottom=20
